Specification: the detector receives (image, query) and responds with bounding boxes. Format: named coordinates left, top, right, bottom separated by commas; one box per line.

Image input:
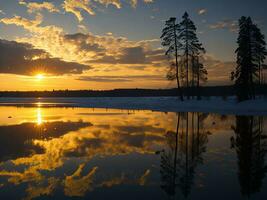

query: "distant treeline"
left=1, top=85, right=267, bottom=98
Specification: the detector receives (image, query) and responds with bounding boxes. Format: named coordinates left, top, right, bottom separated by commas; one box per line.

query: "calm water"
left=0, top=106, right=267, bottom=200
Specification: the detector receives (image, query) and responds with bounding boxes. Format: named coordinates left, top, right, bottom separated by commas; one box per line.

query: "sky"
left=0, top=0, right=266, bottom=91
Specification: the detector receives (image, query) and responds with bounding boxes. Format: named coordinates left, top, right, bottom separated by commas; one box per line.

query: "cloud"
left=62, top=33, right=164, bottom=66
left=130, top=0, right=137, bottom=8
left=64, top=33, right=105, bottom=53
left=0, top=121, right=92, bottom=162
left=0, top=110, right=176, bottom=198
left=203, top=54, right=235, bottom=85
left=98, top=0, right=122, bottom=8
left=78, top=24, right=88, bottom=32
left=0, top=13, right=43, bottom=29
left=143, top=0, right=154, bottom=3
left=0, top=12, right=236, bottom=86
left=209, top=19, right=238, bottom=33
left=19, top=0, right=60, bottom=13
left=0, top=14, right=165, bottom=75
left=62, top=0, right=155, bottom=21
left=63, top=0, right=95, bottom=22
left=64, top=164, right=98, bottom=197
left=0, top=39, right=90, bottom=75
left=139, top=169, right=150, bottom=186
left=0, top=9, right=5, bottom=15
left=77, top=75, right=164, bottom=82
left=24, top=177, right=59, bottom=200
left=0, top=14, right=161, bottom=64
left=89, top=46, right=148, bottom=64
left=198, top=9, right=207, bottom=15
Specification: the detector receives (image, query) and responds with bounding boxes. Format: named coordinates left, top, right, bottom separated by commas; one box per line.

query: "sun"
left=36, top=74, right=44, bottom=80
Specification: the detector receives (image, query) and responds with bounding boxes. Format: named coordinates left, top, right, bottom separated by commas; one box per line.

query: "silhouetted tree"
left=161, top=18, right=184, bottom=101
left=192, top=55, right=208, bottom=100
left=161, top=13, right=206, bottom=101
left=231, top=17, right=267, bottom=101
left=252, top=24, right=267, bottom=85
left=231, top=116, right=267, bottom=197
left=178, top=12, right=206, bottom=99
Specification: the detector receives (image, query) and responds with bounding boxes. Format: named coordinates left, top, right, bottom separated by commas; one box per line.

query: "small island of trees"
left=161, top=12, right=267, bottom=102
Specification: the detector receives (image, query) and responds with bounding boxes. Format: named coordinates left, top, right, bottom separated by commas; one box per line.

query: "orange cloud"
left=19, top=0, right=60, bottom=13
left=62, top=0, right=155, bottom=21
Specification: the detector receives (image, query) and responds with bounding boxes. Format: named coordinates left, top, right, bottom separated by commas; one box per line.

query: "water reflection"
left=37, top=107, right=43, bottom=125
left=0, top=121, right=91, bottom=162
left=159, top=112, right=209, bottom=199
left=0, top=106, right=266, bottom=200
left=231, top=116, right=267, bottom=197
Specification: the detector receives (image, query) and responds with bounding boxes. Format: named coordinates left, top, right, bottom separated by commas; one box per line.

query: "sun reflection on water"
left=36, top=107, right=43, bottom=125
left=0, top=106, right=266, bottom=199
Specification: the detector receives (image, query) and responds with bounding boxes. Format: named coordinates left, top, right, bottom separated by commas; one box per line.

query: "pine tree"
left=161, top=18, right=184, bottom=101
left=251, top=24, right=267, bottom=85
left=192, top=55, right=208, bottom=99
left=231, top=16, right=266, bottom=101
left=177, top=12, right=205, bottom=99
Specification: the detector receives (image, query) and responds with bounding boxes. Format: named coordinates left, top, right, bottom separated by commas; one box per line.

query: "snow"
left=0, top=96, right=267, bottom=115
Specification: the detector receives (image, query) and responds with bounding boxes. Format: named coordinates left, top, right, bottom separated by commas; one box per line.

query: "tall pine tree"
left=251, top=24, right=267, bottom=85
left=192, top=55, right=208, bottom=99
left=161, top=12, right=207, bottom=100
left=161, top=18, right=184, bottom=101
left=232, top=17, right=266, bottom=101
left=177, top=12, right=206, bottom=99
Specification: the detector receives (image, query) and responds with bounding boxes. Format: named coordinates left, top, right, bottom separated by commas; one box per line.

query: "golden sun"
left=36, top=74, right=44, bottom=80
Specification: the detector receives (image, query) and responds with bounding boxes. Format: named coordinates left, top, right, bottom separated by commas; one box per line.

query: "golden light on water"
left=37, top=107, right=43, bottom=125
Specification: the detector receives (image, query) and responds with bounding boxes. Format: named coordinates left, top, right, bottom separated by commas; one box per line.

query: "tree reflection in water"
left=231, top=116, right=267, bottom=197
left=158, top=112, right=209, bottom=199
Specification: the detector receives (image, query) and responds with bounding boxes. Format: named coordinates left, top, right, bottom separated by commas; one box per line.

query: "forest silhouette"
left=161, top=12, right=266, bottom=102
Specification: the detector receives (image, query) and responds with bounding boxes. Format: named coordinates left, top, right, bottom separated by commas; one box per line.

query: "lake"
left=0, top=105, right=267, bottom=200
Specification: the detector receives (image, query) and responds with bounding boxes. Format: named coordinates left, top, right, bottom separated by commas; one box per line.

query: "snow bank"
left=0, top=97, right=267, bottom=115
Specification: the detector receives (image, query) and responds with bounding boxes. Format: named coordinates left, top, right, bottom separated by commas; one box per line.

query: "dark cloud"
left=78, top=76, right=131, bottom=82
left=77, top=75, right=164, bottom=82
left=203, top=55, right=235, bottom=85
left=115, top=125, right=165, bottom=134
left=114, top=47, right=165, bottom=64
left=209, top=19, right=238, bottom=33
left=126, top=65, right=147, bottom=70
left=63, top=33, right=165, bottom=65
left=0, top=39, right=90, bottom=75
left=64, top=33, right=105, bottom=52
left=119, top=47, right=147, bottom=64
left=89, top=46, right=149, bottom=64
left=118, top=133, right=162, bottom=148
left=0, top=121, right=92, bottom=162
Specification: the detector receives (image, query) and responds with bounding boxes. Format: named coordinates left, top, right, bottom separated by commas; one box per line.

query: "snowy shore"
left=0, top=97, right=267, bottom=115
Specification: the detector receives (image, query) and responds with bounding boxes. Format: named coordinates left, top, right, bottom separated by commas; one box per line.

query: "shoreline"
left=0, top=97, right=267, bottom=116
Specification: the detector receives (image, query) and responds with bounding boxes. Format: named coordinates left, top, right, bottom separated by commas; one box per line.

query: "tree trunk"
left=259, top=60, right=261, bottom=85
left=191, top=56, right=195, bottom=99
left=186, top=46, right=189, bottom=99
left=173, top=23, right=183, bottom=101
left=197, top=57, right=201, bottom=100
left=185, top=22, right=189, bottom=100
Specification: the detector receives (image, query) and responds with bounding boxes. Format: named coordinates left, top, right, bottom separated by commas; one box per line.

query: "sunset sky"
left=0, top=0, right=266, bottom=91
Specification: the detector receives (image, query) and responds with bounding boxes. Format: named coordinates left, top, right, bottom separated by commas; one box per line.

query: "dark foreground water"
left=0, top=106, right=267, bottom=200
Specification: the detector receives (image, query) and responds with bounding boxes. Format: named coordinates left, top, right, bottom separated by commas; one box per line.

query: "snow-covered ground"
left=0, top=97, right=267, bottom=115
